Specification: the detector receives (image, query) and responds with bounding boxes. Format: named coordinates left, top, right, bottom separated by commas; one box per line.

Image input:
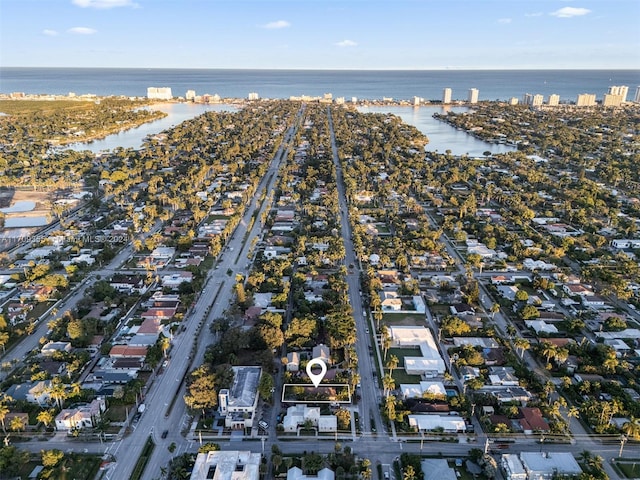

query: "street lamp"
left=619, top=435, right=627, bottom=458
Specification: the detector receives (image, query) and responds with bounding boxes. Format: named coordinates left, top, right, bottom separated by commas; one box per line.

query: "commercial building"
left=190, top=450, right=261, bottom=480
left=218, top=366, right=261, bottom=429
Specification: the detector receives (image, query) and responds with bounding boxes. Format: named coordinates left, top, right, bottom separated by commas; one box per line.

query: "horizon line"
left=2, top=66, right=640, bottom=72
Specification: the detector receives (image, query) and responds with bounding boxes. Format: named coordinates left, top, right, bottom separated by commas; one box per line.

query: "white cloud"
left=498, top=18, right=512, bottom=24
left=68, top=27, right=97, bottom=34
left=263, top=20, right=290, bottom=29
left=525, top=12, right=544, bottom=17
left=550, top=7, right=591, bottom=18
left=335, top=39, right=357, bottom=47
left=43, top=29, right=59, bottom=36
left=72, top=0, right=137, bottom=8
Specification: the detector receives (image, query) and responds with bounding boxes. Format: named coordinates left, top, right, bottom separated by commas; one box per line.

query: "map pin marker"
left=306, top=357, right=327, bottom=388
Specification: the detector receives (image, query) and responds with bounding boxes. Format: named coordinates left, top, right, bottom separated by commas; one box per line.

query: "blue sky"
left=1, top=0, right=639, bottom=69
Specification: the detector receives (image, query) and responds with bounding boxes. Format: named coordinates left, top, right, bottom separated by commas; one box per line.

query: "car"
left=161, top=430, right=168, bottom=439
left=384, top=473, right=390, bottom=479
left=258, top=420, right=268, bottom=430
left=365, top=328, right=369, bottom=334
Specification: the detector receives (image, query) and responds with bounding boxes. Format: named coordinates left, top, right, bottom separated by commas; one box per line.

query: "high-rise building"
left=508, top=97, right=519, bottom=105
left=602, top=94, right=623, bottom=107
left=547, top=94, right=560, bottom=106
left=413, top=96, right=422, bottom=106
left=247, top=92, right=259, bottom=100
left=576, top=93, right=596, bottom=106
left=185, top=90, right=196, bottom=101
left=468, top=88, right=479, bottom=104
left=634, top=86, right=640, bottom=103
left=608, top=85, right=628, bottom=103
left=523, top=93, right=543, bottom=106
left=442, top=88, right=452, bottom=104
left=146, top=87, right=172, bottom=100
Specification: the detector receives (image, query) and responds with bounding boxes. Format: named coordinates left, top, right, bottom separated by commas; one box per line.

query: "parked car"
left=161, top=430, right=168, bottom=439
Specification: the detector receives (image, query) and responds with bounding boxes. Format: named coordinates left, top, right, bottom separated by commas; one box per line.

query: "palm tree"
left=37, top=410, right=55, bottom=429
left=160, top=335, right=171, bottom=358
left=386, top=355, right=399, bottom=377
left=490, top=303, right=500, bottom=319
left=567, top=406, right=580, bottom=421
left=0, top=395, right=10, bottom=434
left=382, top=374, right=395, bottom=398
left=622, top=417, right=640, bottom=440
left=513, top=337, right=530, bottom=359
left=381, top=326, right=391, bottom=359
left=9, top=415, right=25, bottom=432
left=540, top=342, right=557, bottom=364
left=48, top=379, right=68, bottom=409
left=0, top=331, right=9, bottom=354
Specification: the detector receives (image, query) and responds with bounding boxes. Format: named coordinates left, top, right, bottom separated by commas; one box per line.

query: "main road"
left=327, top=107, right=385, bottom=437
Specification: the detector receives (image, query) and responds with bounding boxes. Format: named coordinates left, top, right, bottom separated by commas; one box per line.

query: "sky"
left=1, top=0, right=639, bottom=70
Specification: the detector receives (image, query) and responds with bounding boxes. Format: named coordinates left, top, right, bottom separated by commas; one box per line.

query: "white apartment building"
left=576, top=93, right=596, bottom=106
left=523, top=93, right=543, bottom=106
left=442, top=87, right=452, bottom=104
left=608, top=85, right=628, bottom=102
left=634, top=86, right=640, bottom=103
left=602, top=93, right=623, bottom=107
left=547, top=94, right=560, bottom=106
left=247, top=92, right=259, bottom=100
left=468, top=88, right=479, bottom=104
left=147, top=87, right=172, bottom=100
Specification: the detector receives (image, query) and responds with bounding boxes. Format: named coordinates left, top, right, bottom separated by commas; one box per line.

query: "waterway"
left=359, top=105, right=516, bottom=157
left=68, top=102, right=514, bottom=158
left=67, top=103, right=238, bottom=153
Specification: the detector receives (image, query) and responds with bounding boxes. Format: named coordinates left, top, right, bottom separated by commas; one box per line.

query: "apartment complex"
left=146, top=87, right=173, bottom=100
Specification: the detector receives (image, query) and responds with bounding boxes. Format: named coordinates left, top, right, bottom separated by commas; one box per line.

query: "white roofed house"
left=380, top=290, right=402, bottom=311
left=55, top=397, right=106, bottom=432
left=190, top=450, right=261, bottom=480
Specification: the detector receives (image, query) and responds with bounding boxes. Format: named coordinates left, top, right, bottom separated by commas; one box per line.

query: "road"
left=133, top=107, right=304, bottom=480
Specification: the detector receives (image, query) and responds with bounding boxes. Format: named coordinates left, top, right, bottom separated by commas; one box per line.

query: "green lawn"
left=392, top=369, right=423, bottom=385
left=382, top=313, right=426, bottom=327
left=617, top=462, right=640, bottom=478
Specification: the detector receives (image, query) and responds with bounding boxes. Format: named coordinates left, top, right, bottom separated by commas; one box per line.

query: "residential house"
left=312, top=344, right=330, bottom=365
left=408, top=414, right=466, bottom=433
left=380, top=290, right=402, bottom=311
left=286, top=352, right=300, bottom=372
left=5, top=380, right=52, bottom=405
left=55, top=397, right=106, bottom=431
left=287, top=467, right=335, bottom=480
left=41, top=341, right=72, bottom=357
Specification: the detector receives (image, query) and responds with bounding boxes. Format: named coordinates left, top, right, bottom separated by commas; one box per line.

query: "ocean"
left=1, top=68, right=639, bottom=102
